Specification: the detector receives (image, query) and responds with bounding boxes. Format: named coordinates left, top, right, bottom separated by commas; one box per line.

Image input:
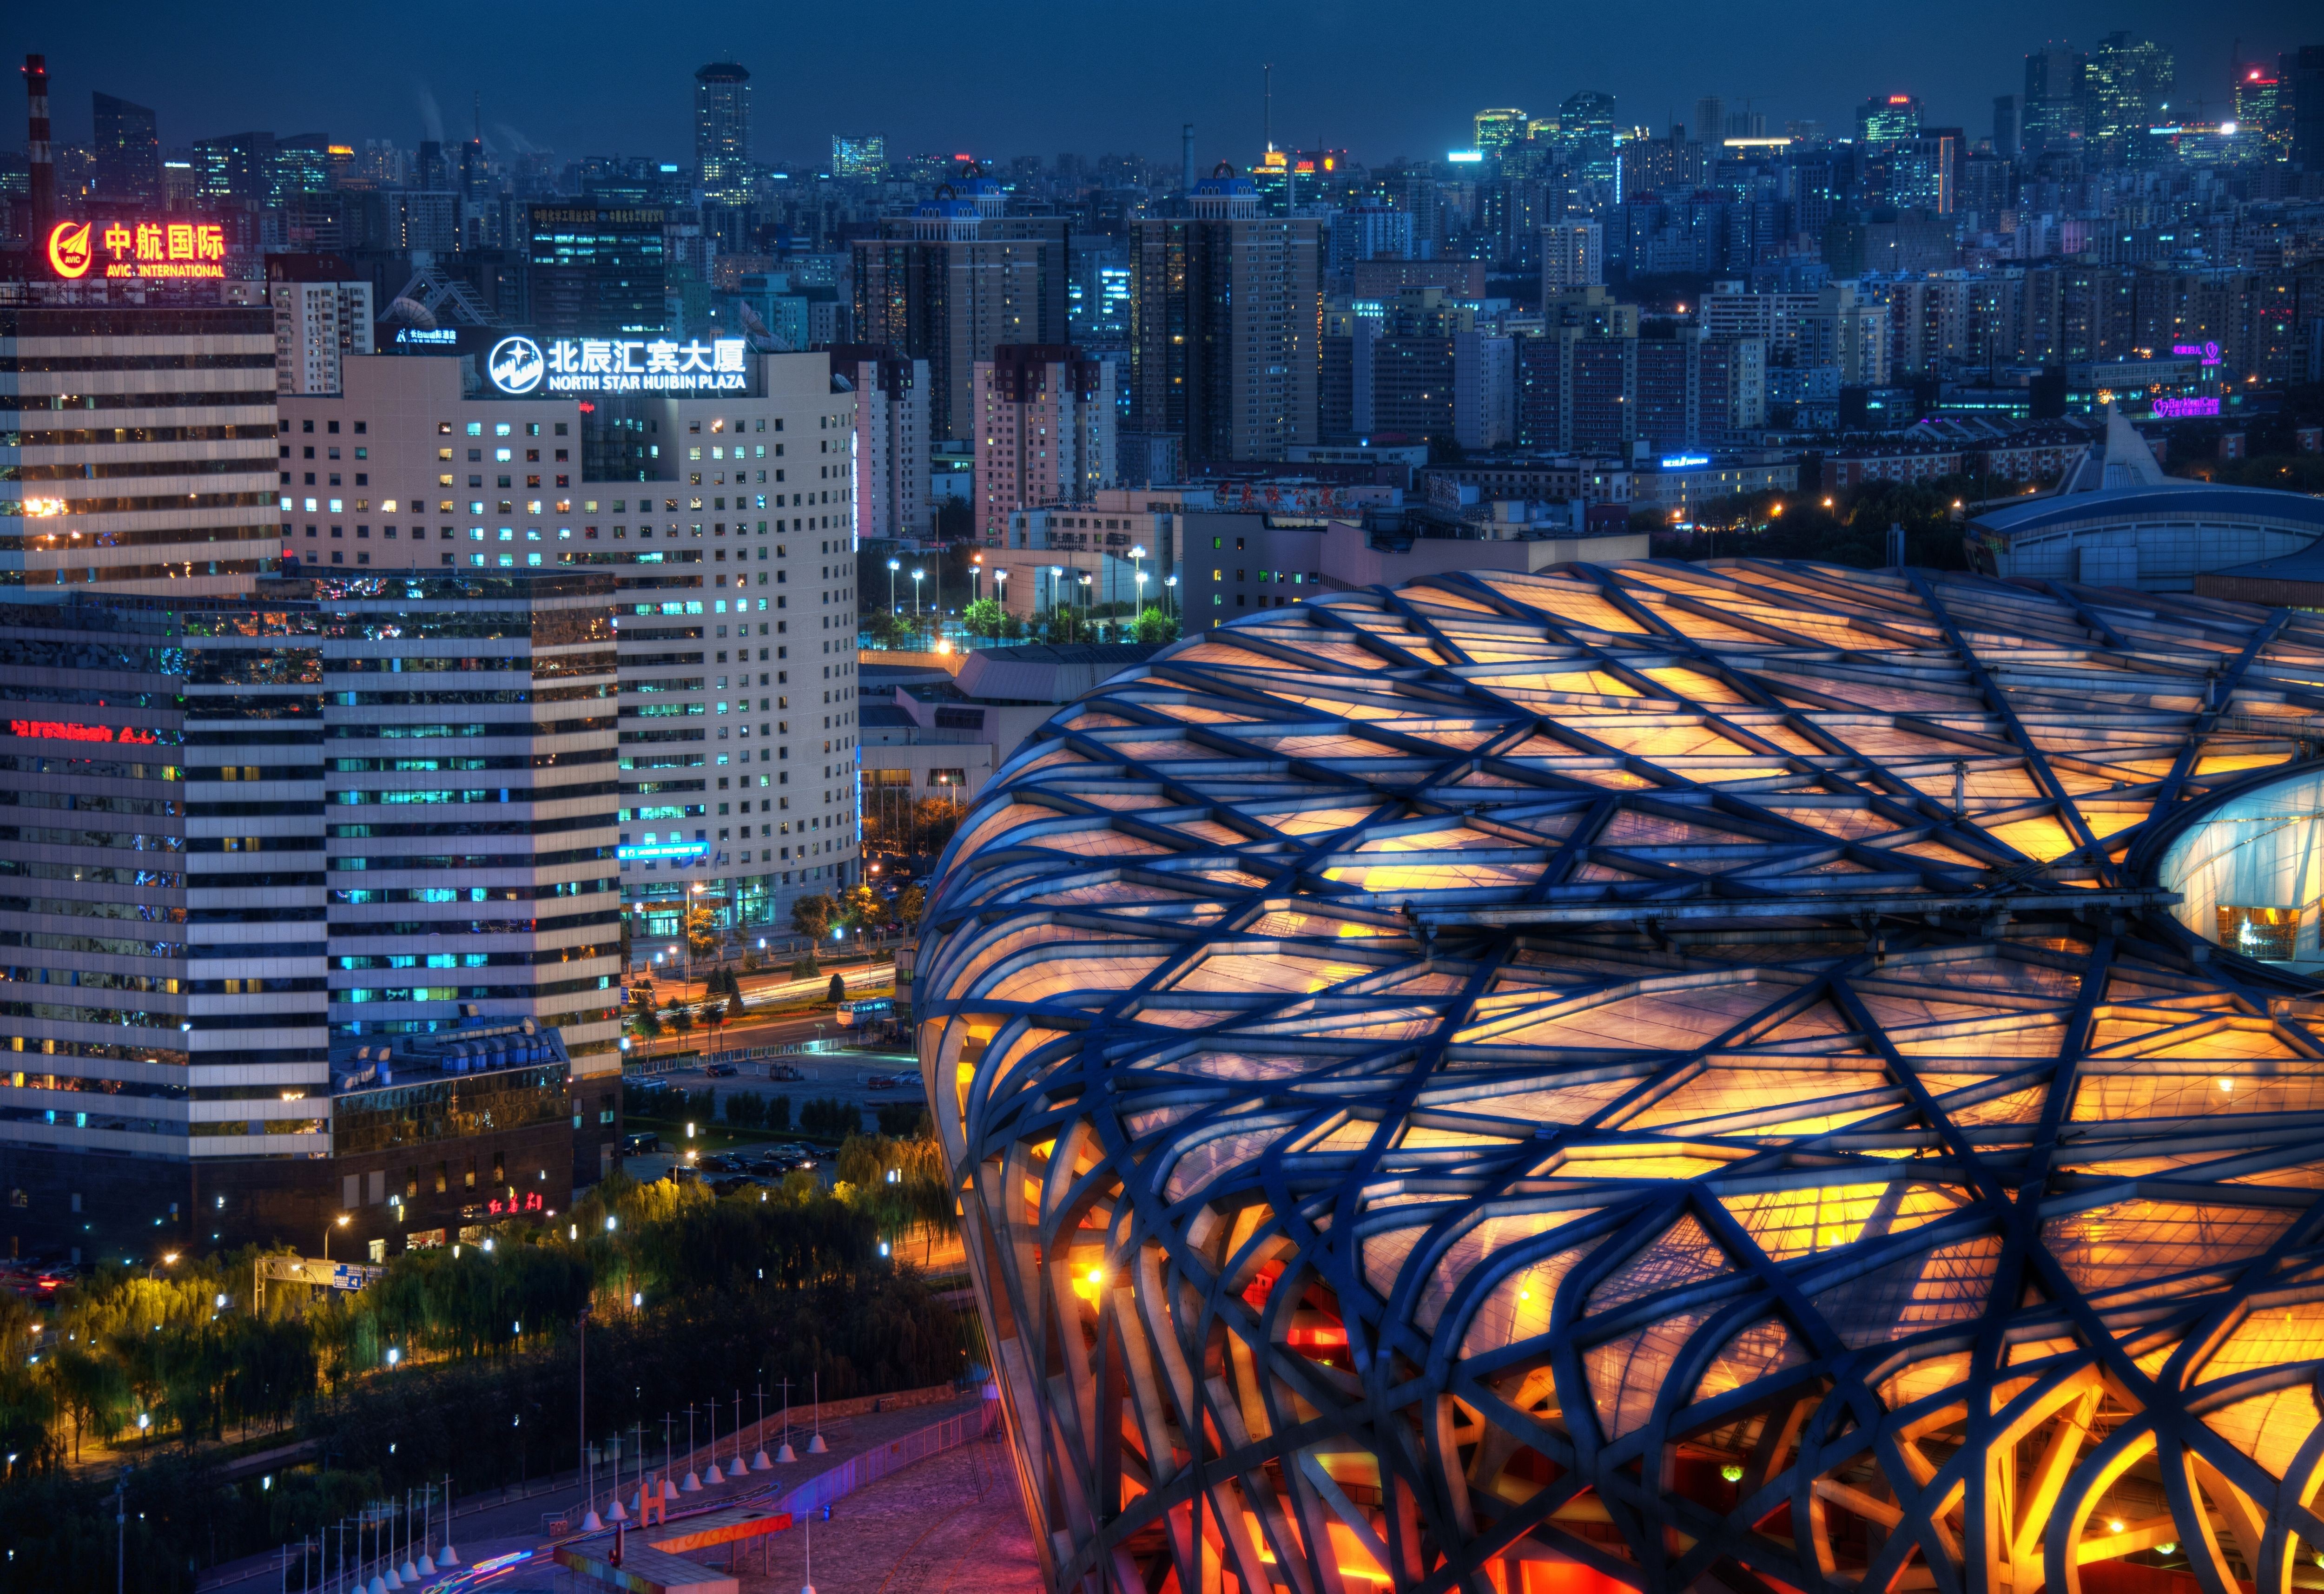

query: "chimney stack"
left=23, top=54, right=53, bottom=245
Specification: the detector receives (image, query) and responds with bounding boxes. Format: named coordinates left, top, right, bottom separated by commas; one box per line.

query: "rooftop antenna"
left=472, top=90, right=480, bottom=143
left=1264, top=63, right=1274, bottom=154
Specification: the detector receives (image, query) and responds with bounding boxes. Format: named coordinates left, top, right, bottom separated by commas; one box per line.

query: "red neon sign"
left=486, top=1191, right=546, bottom=1216
left=7, top=719, right=158, bottom=744
left=47, top=221, right=93, bottom=279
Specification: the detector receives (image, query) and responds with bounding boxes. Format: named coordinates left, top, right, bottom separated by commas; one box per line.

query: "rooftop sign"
left=487, top=335, right=751, bottom=397
left=48, top=219, right=227, bottom=281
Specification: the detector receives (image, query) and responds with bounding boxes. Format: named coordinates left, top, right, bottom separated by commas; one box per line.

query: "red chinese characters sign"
left=47, top=219, right=226, bottom=281
left=485, top=1191, right=546, bottom=1216
left=7, top=719, right=159, bottom=744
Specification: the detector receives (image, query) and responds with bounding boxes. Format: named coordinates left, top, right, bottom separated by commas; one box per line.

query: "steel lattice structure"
left=917, top=562, right=2324, bottom=1594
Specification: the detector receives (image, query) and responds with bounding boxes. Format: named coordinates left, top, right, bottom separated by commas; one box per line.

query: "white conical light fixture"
left=752, top=1448, right=772, bottom=1471
left=706, top=1460, right=725, bottom=1485
left=581, top=1508, right=604, bottom=1532
left=680, top=1469, right=702, bottom=1492
left=607, top=1495, right=628, bottom=1522
left=806, top=1433, right=827, bottom=1454
left=436, top=1539, right=460, bottom=1568
left=776, top=1441, right=796, bottom=1462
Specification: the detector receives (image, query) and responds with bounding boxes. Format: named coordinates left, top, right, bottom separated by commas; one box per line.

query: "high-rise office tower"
left=1694, top=97, right=1729, bottom=150
left=2084, top=32, right=2172, bottom=165
left=851, top=171, right=1070, bottom=443
left=1, top=307, right=278, bottom=599
left=2286, top=46, right=2324, bottom=171
left=0, top=572, right=623, bottom=1260
left=1994, top=94, right=2021, bottom=160
left=527, top=204, right=667, bottom=336
left=195, top=131, right=275, bottom=205
left=693, top=61, right=752, bottom=205
left=2234, top=66, right=2289, bottom=164
left=1473, top=108, right=1528, bottom=157
left=971, top=345, right=1116, bottom=543
left=832, top=134, right=885, bottom=181
left=91, top=91, right=160, bottom=205
left=2023, top=44, right=2087, bottom=156
left=1129, top=166, right=1321, bottom=466
left=1558, top=91, right=1618, bottom=187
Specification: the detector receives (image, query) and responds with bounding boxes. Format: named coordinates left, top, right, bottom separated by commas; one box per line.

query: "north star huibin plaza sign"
left=47, top=219, right=227, bottom=280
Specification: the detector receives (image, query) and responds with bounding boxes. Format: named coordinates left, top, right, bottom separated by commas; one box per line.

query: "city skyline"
left=4, top=0, right=2314, bottom=173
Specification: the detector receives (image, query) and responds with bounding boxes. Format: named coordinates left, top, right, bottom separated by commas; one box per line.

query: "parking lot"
left=620, top=1048, right=927, bottom=1188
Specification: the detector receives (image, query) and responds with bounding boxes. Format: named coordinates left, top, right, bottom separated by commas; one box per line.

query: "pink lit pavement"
left=381, top=1396, right=1040, bottom=1594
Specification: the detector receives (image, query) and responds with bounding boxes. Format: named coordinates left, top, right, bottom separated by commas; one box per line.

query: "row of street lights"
left=876, top=547, right=1179, bottom=648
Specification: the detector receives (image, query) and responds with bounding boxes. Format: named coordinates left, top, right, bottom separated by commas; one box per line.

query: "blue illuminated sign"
left=1659, top=454, right=1712, bottom=468
left=618, top=841, right=708, bottom=862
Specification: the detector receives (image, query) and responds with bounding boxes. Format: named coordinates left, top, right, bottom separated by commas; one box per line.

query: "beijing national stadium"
left=918, top=561, right=2324, bottom=1594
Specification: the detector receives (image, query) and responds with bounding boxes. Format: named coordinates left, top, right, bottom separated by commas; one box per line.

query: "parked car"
left=705, top=1062, right=738, bottom=1078
left=621, top=1131, right=660, bottom=1156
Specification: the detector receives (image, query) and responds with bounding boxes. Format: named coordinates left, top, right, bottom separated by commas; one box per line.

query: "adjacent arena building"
left=920, top=560, right=2324, bottom=1594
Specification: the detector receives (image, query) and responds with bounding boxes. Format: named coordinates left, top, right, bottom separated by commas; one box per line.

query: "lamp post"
left=910, top=567, right=924, bottom=621
left=993, top=567, right=1007, bottom=619
left=1079, top=572, right=1092, bottom=638
left=1049, top=566, right=1064, bottom=623
left=885, top=557, right=900, bottom=617
left=324, top=1212, right=349, bottom=1262
left=1164, top=573, right=1177, bottom=620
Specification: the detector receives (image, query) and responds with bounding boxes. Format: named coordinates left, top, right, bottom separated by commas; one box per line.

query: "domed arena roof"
left=918, top=561, right=2324, bottom=1594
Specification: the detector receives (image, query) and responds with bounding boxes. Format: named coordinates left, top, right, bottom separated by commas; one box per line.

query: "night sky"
left=5, top=0, right=2316, bottom=172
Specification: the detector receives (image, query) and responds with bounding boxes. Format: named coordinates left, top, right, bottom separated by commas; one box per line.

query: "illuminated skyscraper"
left=693, top=61, right=752, bottom=205
left=1556, top=90, right=1617, bottom=187
left=1472, top=107, right=1527, bottom=158
left=832, top=133, right=885, bottom=181
left=2023, top=43, right=2087, bottom=156
left=2084, top=31, right=2173, bottom=165
left=90, top=91, right=159, bottom=205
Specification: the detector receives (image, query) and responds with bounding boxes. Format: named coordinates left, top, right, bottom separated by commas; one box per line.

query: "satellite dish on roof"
left=386, top=296, right=438, bottom=329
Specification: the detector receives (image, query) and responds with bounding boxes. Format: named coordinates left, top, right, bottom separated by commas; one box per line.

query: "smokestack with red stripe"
left=23, top=54, right=53, bottom=244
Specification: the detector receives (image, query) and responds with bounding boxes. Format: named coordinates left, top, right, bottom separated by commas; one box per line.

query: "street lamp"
left=324, top=1213, right=349, bottom=1262
left=885, top=558, right=900, bottom=615
left=993, top=568, right=1007, bottom=614
left=911, top=567, right=924, bottom=620
left=1164, top=573, right=1177, bottom=619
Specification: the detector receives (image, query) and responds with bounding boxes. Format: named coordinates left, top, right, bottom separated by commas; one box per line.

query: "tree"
left=1043, top=606, right=1090, bottom=645
left=962, top=596, right=1008, bottom=640
left=893, top=884, right=926, bottom=931
left=683, top=903, right=721, bottom=970
left=910, top=798, right=964, bottom=857
left=725, top=990, right=745, bottom=1029
left=1134, top=607, right=1180, bottom=645
left=827, top=973, right=847, bottom=1005
left=667, top=1001, right=694, bottom=1039
left=791, top=893, right=833, bottom=942
left=838, top=882, right=882, bottom=931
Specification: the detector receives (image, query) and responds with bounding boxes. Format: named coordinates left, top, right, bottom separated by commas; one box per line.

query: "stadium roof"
left=919, top=561, right=2324, bottom=1594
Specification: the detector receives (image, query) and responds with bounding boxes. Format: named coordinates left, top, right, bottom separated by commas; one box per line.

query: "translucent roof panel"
left=918, top=563, right=2324, bottom=1594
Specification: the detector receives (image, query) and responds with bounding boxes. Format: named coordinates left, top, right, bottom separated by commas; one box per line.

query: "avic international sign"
left=47, top=219, right=227, bottom=280
left=487, top=334, right=751, bottom=397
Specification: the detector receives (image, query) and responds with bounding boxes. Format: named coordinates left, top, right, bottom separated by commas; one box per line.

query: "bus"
left=836, top=996, right=894, bottom=1028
